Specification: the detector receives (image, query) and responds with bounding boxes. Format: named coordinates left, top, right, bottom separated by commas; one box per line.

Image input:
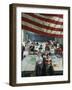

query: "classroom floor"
left=21, top=54, right=63, bottom=77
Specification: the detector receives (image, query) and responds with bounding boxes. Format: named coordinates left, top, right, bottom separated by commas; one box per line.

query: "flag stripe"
left=22, top=18, right=63, bottom=31
left=22, top=21, right=63, bottom=35
left=40, top=14, right=63, bottom=18
left=22, top=17, right=63, bottom=31
left=22, top=14, right=63, bottom=28
left=24, top=13, right=63, bottom=25
left=21, top=13, right=63, bottom=38
left=34, top=14, right=63, bottom=22
left=22, top=25, right=63, bottom=38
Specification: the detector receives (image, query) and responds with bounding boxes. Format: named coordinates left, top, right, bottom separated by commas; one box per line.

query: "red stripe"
left=22, top=17, right=63, bottom=31
left=22, top=25, right=63, bottom=38
left=24, top=13, right=63, bottom=25
left=40, top=14, right=63, bottom=18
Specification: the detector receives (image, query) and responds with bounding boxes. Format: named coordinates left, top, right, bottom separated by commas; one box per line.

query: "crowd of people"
left=21, top=40, right=63, bottom=76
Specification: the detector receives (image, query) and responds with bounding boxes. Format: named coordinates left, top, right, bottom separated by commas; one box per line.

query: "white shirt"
left=50, top=48, right=55, bottom=54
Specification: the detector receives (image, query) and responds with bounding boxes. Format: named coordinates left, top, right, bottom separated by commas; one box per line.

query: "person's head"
left=48, top=60, right=52, bottom=65
left=37, top=51, right=41, bottom=56
left=46, top=54, right=50, bottom=58
left=51, top=45, right=54, bottom=48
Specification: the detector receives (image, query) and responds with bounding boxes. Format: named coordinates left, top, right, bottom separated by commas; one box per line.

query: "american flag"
left=21, top=13, right=63, bottom=38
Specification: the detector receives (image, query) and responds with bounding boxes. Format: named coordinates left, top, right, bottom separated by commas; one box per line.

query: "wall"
left=55, top=38, right=63, bottom=44
left=0, top=0, right=72, bottom=90
left=26, top=32, right=54, bottom=42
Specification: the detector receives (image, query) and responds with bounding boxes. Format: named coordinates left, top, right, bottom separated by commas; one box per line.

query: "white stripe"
left=22, top=21, right=63, bottom=35
left=34, top=13, right=53, bottom=19
left=22, top=14, right=63, bottom=29
left=34, top=13, right=63, bottom=22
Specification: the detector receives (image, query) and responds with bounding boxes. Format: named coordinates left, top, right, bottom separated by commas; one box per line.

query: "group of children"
left=21, top=40, right=63, bottom=76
